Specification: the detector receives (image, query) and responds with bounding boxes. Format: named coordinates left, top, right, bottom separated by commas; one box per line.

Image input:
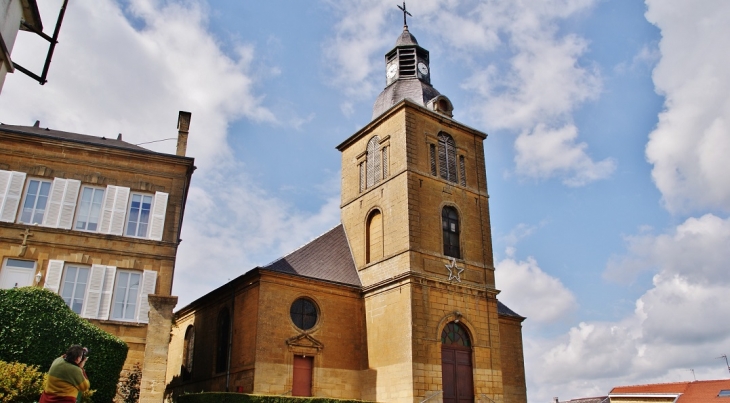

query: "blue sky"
left=2, top=1, right=729, bottom=401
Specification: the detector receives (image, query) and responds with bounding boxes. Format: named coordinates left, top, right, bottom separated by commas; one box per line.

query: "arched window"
left=215, top=308, right=230, bottom=373
left=182, top=325, right=195, bottom=380
left=438, top=133, right=457, bottom=183
left=290, top=298, right=318, bottom=330
left=366, top=209, right=383, bottom=263
left=442, top=206, right=460, bottom=259
left=441, top=321, right=471, bottom=347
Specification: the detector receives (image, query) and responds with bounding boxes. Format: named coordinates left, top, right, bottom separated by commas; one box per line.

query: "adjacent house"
left=0, top=112, right=194, bottom=402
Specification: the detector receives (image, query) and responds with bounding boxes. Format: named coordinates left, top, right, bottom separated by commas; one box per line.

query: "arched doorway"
left=441, top=322, right=474, bottom=403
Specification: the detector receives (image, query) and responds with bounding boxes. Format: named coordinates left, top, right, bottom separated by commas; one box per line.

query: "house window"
left=0, top=259, right=36, bottom=289
left=182, top=325, right=195, bottom=380
left=111, top=270, right=141, bottom=321
left=19, top=179, right=52, bottom=224
left=216, top=308, right=230, bottom=373
left=75, top=187, right=105, bottom=232
left=442, top=206, right=460, bottom=259
left=290, top=298, right=318, bottom=331
left=438, top=133, right=457, bottom=183
left=60, top=265, right=89, bottom=314
left=125, top=193, right=153, bottom=237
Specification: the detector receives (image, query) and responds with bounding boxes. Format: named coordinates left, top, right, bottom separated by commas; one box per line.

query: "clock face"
left=418, top=62, right=429, bottom=75
left=387, top=64, right=398, bottom=79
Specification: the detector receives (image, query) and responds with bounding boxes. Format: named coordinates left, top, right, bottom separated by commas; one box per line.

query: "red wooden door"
left=292, top=355, right=313, bottom=396
left=442, top=346, right=474, bottom=403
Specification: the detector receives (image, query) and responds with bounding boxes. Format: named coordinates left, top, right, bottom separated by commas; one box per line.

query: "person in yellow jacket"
left=39, top=345, right=90, bottom=403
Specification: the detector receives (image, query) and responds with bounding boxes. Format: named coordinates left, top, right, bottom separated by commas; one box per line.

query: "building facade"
left=0, top=113, right=194, bottom=402
left=166, top=25, right=527, bottom=403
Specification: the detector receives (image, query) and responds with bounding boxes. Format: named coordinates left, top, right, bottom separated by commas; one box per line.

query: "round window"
left=290, top=298, right=318, bottom=330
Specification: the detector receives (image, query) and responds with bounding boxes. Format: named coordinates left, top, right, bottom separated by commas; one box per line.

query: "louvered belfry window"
left=382, top=146, right=388, bottom=179
left=430, top=144, right=437, bottom=176
left=459, top=155, right=466, bottom=186
left=438, top=133, right=457, bottom=183
left=366, top=136, right=382, bottom=188
left=359, top=163, right=366, bottom=193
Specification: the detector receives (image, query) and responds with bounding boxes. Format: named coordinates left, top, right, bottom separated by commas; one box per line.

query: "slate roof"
left=610, top=379, right=730, bottom=402
left=262, top=224, right=361, bottom=287
left=395, top=27, right=419, bottom=47
left=0, top=123, right=153, bottom=153
left=372, top=79, right=442, bottom=119
left=497, top=300, right=524, bottom=319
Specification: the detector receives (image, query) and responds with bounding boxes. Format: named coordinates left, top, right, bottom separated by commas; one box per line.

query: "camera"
left=82, top=347, right=89, bottom=360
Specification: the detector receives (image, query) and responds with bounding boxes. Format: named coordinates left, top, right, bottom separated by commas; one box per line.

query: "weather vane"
left=398, top=2, right=412, bottom=28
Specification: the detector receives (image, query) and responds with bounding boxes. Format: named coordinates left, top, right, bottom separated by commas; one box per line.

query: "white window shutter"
left=98, top=186, right=118, bottom=234
left=109, top=187, right=130, bottom=236
left=44, top=260, right=65, bottom=294
left=136, top=270, right=157, bottom=323
left=81, top=265, right=106, bottom=319
left=58, top=179, right=81, bottom=229
left=97, top=266, right=117, bottom=320
left=148, top=192, right=168, bottom=241
left=0, top=170, right=10, bottom=218
left=43, top=178, right=67, bottom=228
left=0, top=171, right=26, bottom=222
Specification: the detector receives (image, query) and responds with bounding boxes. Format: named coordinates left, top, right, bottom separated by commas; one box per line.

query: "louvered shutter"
left=58, top=179, right=81, bottom=229
left=97, top=266, right=117, bottom=320
left=359, top=163, right=365, bottom=193
left=430, top=144, right=437, bottom=176
left=0, top=171, right=11, bottom=219
left=366, top=137, right=379, bottom=188
left=109, top=187, right=130, bottom=236
left=43, top=178, right=67, bottom=228
left=136, top=270, right=157, bottom=323
left=44, top=260, right=65, bottom=294
left=0, top=171, right=26, bottom=222
left=81, top=265, right=106, bottom=319
left=382, top=146, right=388, bottom=179
left=98, top=186, right=117, bottom=234
left=148, top=192, right=168, bottom=241
left=459, top=156, right=466, bottom=187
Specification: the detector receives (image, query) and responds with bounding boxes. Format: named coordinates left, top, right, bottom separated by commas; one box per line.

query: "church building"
left=166, top=18, right=527, bottom=403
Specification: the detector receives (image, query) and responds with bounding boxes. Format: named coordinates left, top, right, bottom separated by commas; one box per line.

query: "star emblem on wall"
left=445, top=258, right=464, bottom=282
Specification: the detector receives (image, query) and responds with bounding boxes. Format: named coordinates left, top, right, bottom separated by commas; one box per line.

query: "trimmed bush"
left=178, top=393, right=373, bottom=403
left=0, top=360, right=46, bottom=403
left=0, top=287, right=128, bottom=403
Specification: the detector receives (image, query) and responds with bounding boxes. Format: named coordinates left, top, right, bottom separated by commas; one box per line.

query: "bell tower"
left=337, top=6, right=525, bottom=403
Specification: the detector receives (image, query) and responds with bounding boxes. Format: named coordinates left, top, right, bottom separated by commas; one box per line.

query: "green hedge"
left=0, top=287, right=128, bottom=403
left=178, top=393, right=373, bottom=403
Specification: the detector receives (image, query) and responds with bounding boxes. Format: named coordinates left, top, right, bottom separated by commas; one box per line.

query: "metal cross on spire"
left=398, top=2, right=412, bottom=28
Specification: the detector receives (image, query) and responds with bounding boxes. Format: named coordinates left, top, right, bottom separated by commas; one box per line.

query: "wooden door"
left=442, top=346, right=474, bottom=403
left=292, top=355, right=313, bottom=397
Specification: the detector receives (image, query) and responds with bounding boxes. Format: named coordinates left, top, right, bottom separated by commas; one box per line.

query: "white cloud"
left=495, top=247, right=577, bottom=324
left=644, top=0, right=730, bottom=213
left=527, top=214, right=730, bottom=401
left=324, top=0, right=610, bottom=186
left=0, top=0, right=341, bottom=307
left=514, top=124, right=615, bottom=187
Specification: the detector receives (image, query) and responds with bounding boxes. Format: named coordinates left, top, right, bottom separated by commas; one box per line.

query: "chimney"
left=176, top=111, right=192, bottom=156
left=553, top=398, right=559, bottom=403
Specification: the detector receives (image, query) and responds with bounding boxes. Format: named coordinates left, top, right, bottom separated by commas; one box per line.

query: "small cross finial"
left=397, top=2, right=412, bottom=28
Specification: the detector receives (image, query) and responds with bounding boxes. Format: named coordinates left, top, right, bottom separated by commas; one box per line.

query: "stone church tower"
left=165, top=13, right=526, bottom=403
left=337, top=22, right=524, bottom=403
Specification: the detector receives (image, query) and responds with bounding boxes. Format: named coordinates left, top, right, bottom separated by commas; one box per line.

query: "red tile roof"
left=610, top=379, right=730, bottom=402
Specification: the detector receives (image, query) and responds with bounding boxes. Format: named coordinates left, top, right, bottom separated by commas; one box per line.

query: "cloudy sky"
left=2, top=0, right=729, bottom=401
